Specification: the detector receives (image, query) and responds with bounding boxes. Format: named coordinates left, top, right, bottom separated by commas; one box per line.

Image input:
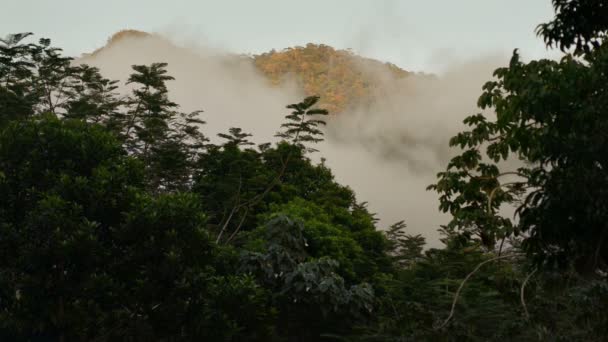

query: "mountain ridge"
left=85, top=30, right=427, bottom=113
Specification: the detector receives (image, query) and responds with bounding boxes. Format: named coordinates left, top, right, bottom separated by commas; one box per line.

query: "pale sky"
left=2, top=0, right=556, bottom=72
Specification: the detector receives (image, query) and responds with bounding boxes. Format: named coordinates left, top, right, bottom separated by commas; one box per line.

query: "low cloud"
left=78, top=34, right=509, bottom=246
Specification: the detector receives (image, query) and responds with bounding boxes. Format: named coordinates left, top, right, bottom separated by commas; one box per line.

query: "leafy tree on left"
left=0, top=33, right=121, bottom=125
left=0, top=117, right=272, bottom=341
left=1, top=33, right=208, bottom=193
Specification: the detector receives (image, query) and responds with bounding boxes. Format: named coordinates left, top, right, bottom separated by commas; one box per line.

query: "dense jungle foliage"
left=0, top=0, right=607, bottom=340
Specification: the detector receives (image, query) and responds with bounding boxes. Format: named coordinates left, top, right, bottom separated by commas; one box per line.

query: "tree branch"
left=521, top=268, right=537, bottom=320
left=216, top=177, right=242, bottom=243
left=487, top=181, right=528, bottom=214
left=435, top=253, right=524, bottom=330
left=226, top=207, right=249, bottom=244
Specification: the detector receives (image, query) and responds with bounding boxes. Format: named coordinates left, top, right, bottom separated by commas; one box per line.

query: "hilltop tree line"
left=88, top=30, right=414, bottom=115
left=0, top=0, right=607, bottom=340
left=254, top=43, right=411, bottom=114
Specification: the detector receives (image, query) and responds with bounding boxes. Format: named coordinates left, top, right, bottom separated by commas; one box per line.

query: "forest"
left=89, top=29, right=417, bottom=115
left=0, top=0, right=607, bottom=340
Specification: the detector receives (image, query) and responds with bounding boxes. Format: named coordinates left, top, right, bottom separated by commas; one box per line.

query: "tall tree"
left=275, top=95, right=328, bottom=153
left=537, top=0, right=608, bottom=55
left=0, top=117, right=272, bottom=341
left=122, top=63, right=206, bottom=192
left=429, top=0, right=608, bottom=272
left=0, top=33, right=123, bottom=127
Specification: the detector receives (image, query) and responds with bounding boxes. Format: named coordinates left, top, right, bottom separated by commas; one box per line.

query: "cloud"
left=78, top=34, right=509, bottom=246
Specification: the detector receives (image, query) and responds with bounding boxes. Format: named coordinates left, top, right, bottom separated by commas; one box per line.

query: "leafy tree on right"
left=429, top=0, right=608, bottom=274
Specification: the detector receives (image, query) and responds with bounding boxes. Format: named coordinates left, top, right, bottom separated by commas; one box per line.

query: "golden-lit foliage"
left=253, top=43, right=411, bottom=113
left=86, top=30, right=152, bottom=57
left=106, top=29, right=150, bottom=45
left=88, top=32, right=413, bottom=114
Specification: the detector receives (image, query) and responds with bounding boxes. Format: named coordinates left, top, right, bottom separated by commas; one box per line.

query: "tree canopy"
left=1, top=1, right=608, bottom=340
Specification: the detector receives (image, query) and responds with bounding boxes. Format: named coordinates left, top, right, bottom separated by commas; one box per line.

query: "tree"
left=194, top=96, right=332, bottom=244
left=240, top=215, right=374, bottom=341
left=63, top=64, right=122, bottom=127
left=275, top=95, right=328, bottom=153
left=0, top=32, right=38, bottom=124
left=429, top=0, right=608, bottom=273
left=385, top=220, right=425, bottom=269
left=10, top=17, right=608, bottom=339
left=1, top=36, right=207, bottom=193
left=218, top=127, right=255, bottom=147
left=255, top=198, right=388, bottom=282
left=0, top=117, right=143, bottom=340
left=121, top=63, right=207, bottom=192
left=0, top=33, right=122, bottom=125
left=537, top=0, right=608, bottom=55
left=0, top=117, right=271, bottom=341
left=194, top=138, right=271, bottom=243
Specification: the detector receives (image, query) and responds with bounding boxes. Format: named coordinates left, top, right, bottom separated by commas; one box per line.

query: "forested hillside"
left=87, top=29, right=415, bottom=114
left=254, top=43, right=412, bottom=113
left=1, top=0, right=607, bottom=340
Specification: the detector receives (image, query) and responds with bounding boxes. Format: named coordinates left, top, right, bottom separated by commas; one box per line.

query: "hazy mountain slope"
left=86, top=30, right=417, bottom=114
left=79, top=30, right=504, bottom=246
left=254, top=43, right=412, bottom=113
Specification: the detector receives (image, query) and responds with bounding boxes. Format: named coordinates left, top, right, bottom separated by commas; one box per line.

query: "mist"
left=78, top=34, right=509, bottom=246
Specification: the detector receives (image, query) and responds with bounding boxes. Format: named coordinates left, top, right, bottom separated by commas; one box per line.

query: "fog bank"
left=78, top=34, right=508, bottom=246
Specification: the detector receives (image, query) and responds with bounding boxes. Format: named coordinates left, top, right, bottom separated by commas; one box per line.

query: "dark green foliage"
left=218, top=127, right=255, bottom=147
left=240, top=215, right=374, bottom=340
left=521, top=271, right=608, bottom=341
left=0, top=116, right=143, bottom=226
left=63, top=64, right=122, bottom=125
left=2, top=2, right=608, bottom=338
left=385, top=221, right=425, bottom=269
left=194, top=138, right=272, bottom=243
left=194, top=95, right=350, bottom=247
left=429, top=3, right=608, bottom=273
left=255, top=198, right=390, bottom=282
left=0, top=33, right=51, bottom=122
left=371, top=246, right=525, bottom=341
left=537, top=0, right=608, bottom=54
left=0, top=118, right=271, bottom=341
left=276, top=95, right=328, bottom=152
left=0, top=35, right=207, bottom=193
left=0, top=33, right=122, bottom=125
left=0, top=117, right=141, bottom=339
left=121, top=62, right=207, bottom=192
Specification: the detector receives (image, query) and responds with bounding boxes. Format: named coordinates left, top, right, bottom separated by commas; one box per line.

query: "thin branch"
left=487, top=181, right=528, bottom=214
left=521, top=268, right=537, bottom=321
left=226, top=207, right=249, bottom=244
left=242, top=153, right=291, bottom=208
left=216, top=201, right=239, bottom=243
left=498, top=236, right=506, bottom=256
left=216, top=176, right=243, bottom=243
left=215, top=156, right=290, bottom=241
left=218, top=101, right=323, bottom=234
left=476, top=171, right=529, bottom=181
left=436, top=253, right=524, bottom=330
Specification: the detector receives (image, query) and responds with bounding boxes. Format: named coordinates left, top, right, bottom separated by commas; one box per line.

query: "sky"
left=2, top=0, right=557, bottom=72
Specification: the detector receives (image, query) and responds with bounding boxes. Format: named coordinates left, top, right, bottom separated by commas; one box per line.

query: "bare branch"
left=436, top=253, right=525, bottom=330
left=487, top=181, right=528, bottom=214
left=226, top=207, right=250, bottom=244
left=475, top=171, right=529, bottom=181
left=521, top=268, right=537, bottom=320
